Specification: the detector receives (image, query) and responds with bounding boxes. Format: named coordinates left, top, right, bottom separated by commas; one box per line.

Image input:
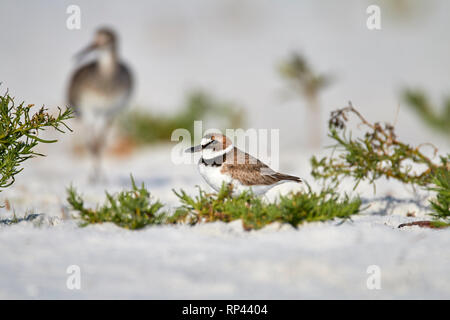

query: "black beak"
left=74, top=43, right=98, bottom=62
left=185, top=144, right=202, bottom=153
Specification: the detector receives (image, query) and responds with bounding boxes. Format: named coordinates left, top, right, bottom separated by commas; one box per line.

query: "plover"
left=68, top=27, right=133, bottom=174
left=186, top=133, right=303, bottom=196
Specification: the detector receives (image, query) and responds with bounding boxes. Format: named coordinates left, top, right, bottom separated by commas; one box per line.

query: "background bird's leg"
left=88, top=117, right=113, bottom=183
left=88, top=133, right=104, bottom=183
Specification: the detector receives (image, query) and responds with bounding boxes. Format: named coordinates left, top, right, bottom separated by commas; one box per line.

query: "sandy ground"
left=0, top=140, right=448, bottom=299
left=0, top=0, right=449, bottom=300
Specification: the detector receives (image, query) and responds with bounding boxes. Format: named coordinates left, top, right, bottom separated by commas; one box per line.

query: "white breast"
left=197, top=161, right=280, bottom=196
left=198, top=162, right=232, bottom=192
left=79, top=89, right=129, bottom=116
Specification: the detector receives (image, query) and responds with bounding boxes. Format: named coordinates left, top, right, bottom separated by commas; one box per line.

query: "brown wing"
left=221, top=148, right=302, bottom=186
left=68, top=62, right=96, bottom=114
left=67, top=62, right=133, bottom=116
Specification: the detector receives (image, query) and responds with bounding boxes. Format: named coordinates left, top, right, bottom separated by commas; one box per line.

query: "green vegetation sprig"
left=398, top=165, right=450, bottom=227
left=311, top=102, right=447, bottom=190
left=168, top=183, right=361, bottom=231
left=0, top=92, right=73, bottom=190
left=66, top=178, right=361, bottom=231
left=67, top=176, right=166, bottom=229
left=427, top=161, right=450, bottom=222
left=279, top=53, right=331, bottom=147
left=402, top=89, right=450, bottom=137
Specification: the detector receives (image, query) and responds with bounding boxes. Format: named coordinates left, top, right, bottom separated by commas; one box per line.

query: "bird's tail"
left=273, top=173, right=302, bottom=183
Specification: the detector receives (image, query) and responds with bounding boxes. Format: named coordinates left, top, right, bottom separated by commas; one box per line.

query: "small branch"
left=312, top=102, right=447, bottom=189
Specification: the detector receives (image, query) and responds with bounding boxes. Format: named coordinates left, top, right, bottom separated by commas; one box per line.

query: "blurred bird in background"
left=67, top=27, right=133, bottom=181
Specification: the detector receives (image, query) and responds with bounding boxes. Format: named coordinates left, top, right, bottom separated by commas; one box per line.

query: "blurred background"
left=1, top=0, right=449, bottom=154
left=0, top=0, right=449, bottom=300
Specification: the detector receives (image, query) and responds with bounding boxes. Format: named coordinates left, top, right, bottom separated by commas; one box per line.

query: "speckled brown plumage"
left=221, top=147, right=301, bottom=186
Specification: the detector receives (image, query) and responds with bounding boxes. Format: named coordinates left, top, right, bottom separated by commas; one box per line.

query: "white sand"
left=0, top=143, right=448, bottom=299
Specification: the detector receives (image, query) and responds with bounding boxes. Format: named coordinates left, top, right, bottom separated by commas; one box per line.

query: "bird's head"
left=185, top=133, right=233, bottom=159
left=75, top=27, right=117, bottom=61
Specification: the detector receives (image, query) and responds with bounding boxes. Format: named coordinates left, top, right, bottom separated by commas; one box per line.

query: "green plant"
left=402, top=89, right=450, bottom=137
left=279, top=53, right=331, bottom=147
left=311, top=102, right=447, bottom=191
left=67, top=176, right=166, bottom=229
left=119, top=90, right=244, bottom=145
left=168, top=183, right=362, bottom=231
left=0, top=91, right=73, bottom=190
left=427, top=160, right=450, bottom=222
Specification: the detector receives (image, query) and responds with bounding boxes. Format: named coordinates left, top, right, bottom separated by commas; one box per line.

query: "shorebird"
left=67, top=27, right=133, bottom=178
left=186, top=133, right=303, bottom=196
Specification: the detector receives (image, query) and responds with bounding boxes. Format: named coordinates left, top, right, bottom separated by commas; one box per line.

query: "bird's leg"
left=88, top=117, right=114, bottom=183
left=88, top=134, right=104, bottom=183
